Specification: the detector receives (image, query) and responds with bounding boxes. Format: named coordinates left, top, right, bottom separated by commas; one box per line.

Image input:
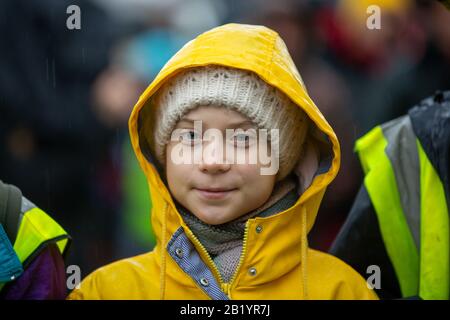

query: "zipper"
left=185, top=220, right=251, bottom=299
left=222, top=283, right=230, bottom=295
left=185, top=228, right=225, bottom=285
left=226, top=220, right=250, bottom=295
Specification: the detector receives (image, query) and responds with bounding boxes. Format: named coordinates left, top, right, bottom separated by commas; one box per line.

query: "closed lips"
left=194, top=187, right=236, bottom=192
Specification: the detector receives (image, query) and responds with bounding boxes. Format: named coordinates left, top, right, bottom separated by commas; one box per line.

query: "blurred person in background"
left=316, top=0, right=425, bottom=135
left=372, top=0, right=450, bottom=121
left=92, top=30, right=186, bottom=259
left=0, top=0, right=124, bottom=275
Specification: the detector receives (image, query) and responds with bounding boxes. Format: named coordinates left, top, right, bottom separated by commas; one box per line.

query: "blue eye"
left=180, top=130, right=201, bottom=145
left=233, top=133, right=254, bottom=148
left=235, top=134, right=249, bottom=142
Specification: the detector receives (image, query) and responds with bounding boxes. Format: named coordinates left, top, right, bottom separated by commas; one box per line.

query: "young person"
left=68, top=23, right=378, bottom=300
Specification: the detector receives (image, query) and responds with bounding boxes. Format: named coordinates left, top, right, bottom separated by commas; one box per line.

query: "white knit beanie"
left=151, top=65, right=309, bottom=181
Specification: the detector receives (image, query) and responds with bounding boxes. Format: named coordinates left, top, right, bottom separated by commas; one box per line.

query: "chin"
left=197, top=214, right=227, bottom=225
left=194, top=208, right=233, bottom=225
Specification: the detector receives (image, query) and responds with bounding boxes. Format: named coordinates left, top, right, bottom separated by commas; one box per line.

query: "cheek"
left=235, top=169, right=276, bottom=213
left=165, top=145, right=194, bottom=195
left=234, top=165, right=276, bottom=195
left=232, top=163, right=258, bottom=182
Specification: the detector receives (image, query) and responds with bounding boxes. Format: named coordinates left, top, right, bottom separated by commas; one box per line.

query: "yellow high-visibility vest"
left=0, top=203, right=70, bottom=292
left=356, top=116, right=449, bottom=300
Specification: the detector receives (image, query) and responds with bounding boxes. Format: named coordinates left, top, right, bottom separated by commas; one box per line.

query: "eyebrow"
left=177, top=118, right=256, bottom=129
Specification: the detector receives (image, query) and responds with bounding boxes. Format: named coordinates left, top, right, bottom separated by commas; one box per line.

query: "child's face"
left=165, top=106, right=277, bottom=225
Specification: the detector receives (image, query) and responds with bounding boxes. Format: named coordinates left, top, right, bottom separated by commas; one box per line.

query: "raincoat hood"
left=69, top=24, right=377, bottom=300
left=129, top=22, right=340, bottom=238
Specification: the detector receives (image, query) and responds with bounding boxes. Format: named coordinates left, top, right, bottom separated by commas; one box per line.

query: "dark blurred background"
left=0, top=0, right=449, bottom=275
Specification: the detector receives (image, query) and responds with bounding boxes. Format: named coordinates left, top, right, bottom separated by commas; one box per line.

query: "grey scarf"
left=176, top=175, right=299, bottom=282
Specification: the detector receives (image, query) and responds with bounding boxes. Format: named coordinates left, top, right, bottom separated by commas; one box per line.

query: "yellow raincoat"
left=68, top=24, right=378, bottom=300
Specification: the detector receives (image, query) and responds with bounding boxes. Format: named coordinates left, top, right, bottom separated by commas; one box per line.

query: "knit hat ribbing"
left=151, top=65, right=309, bottom=181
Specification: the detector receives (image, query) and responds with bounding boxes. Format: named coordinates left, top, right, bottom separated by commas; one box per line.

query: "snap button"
left=256, top=225, right=263, bottom=233
left=248, top=267, right=257, bottom=276
left=200, top=277, right=209, bottom=287
left=175, top=247, right=183, bottom=258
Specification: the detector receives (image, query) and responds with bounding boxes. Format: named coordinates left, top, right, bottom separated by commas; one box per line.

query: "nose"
left=199, top=159, right=231, bottom=174
left=198, top=141, right=231, bottom=174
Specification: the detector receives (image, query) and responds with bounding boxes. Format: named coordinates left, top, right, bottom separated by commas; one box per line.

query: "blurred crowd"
left=0, top=0, right=449, bottom=275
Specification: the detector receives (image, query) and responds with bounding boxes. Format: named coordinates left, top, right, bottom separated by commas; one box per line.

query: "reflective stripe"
left=13, top=207, right=69, bottom=266
left=382, top=117, right=421, bottom=249
left=0, top=201, right=69, bottom=293
left=417, top=140, right=450, bottom=300
left=21, top=196, right=37, bottom=214
left=357, top=123, right=450, bottom=299
left=356, top=126, right=419, bottom=297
